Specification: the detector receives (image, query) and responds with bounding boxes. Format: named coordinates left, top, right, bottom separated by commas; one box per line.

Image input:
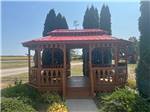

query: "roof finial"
left=73, top=20, right=79, bottom=30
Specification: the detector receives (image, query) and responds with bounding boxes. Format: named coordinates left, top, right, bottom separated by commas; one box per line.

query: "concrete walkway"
left=66, top=99, right=98, bottom=112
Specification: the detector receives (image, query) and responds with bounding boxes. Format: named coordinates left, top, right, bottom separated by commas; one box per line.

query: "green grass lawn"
left=71, top=64, right=83, bottom=76
left=71, top=59, right=82, bottom=63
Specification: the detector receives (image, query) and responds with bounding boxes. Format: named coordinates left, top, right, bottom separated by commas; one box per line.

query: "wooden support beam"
left=114, top=45, right=118, bottom=83
left=125, top=45, right=128, bottom=64
left=125, top=45, right=128, bottom=81
left=114, top=45, right=118, bottom=68
left=52, top=48, right=54, bottom=65
left=28, top=48, right=31, bottom=81
left=63, top=45, right=67, bottom=97
left=37, top=48, right=41, bottom=87
left=89, top=44, right=94, bottom=97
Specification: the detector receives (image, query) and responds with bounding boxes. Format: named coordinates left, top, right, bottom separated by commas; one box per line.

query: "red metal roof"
left=22, top=29, right=122, bottom=47
left=28, top=35, right=117, bottom=42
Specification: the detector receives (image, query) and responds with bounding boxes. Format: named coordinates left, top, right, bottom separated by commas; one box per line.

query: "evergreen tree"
left=137, top=1, right=150, bottom=98
left=61, top=16, right=68, bottom=29
left=56, top=13, right=63, bottom=29
left=56, top=13, right=68, bottom=29
left=42, top=48, right=52, bottom=67
left=99, top=4, right=111, bottom=35
left=43, top=9, right=56, bottom=36
left=43, top=9, right=68, bottom=36
left=83, top=7, right=89, bottom=29
left=128, top=37, right=138, bottom=64
left=83, top=5, right=99, bottom=29
left=94, top=8, right=99, bottom=28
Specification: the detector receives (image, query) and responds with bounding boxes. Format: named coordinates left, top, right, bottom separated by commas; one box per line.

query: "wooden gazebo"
left=22, top=29, right=130, bottom=98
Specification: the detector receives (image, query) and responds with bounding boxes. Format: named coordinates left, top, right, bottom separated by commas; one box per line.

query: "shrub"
left=15, top=96, right=37, bottom=107
left=95, top=92, right=111, bottom=108
left=97, top=88, right=150, bottom=112
left=46, top=102, right=68, bottom=112
left=1, top=84, right=40, bottom=100
left=41, top=92, right=62, bottom=104
left=1, top=97, right=36, bottom=112
left=1, top=83, right=41, bottom=108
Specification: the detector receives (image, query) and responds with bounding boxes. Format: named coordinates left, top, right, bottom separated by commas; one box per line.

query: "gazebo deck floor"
left=66, top=76, right=91, bottom=98
left=67, top=76, right=89, bottom=87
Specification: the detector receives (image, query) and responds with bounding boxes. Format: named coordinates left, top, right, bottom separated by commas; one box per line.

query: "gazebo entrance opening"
left=65, top=44, right=90, bottom=79
left=66, top=46, right=91, bottom=98
left=70, top=48, right=83, bottom=76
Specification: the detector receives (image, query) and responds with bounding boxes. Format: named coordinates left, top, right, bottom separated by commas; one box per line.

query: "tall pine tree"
left=56, top=13, right=63, bottom=29
left=56, top=13, right=68, bottom=29
left=94, top=8, right=99, bottom=28
left=43, top=9, right=68, bottom=36
left=99, top=4, right=111, bottom=35
left=61, top=16, right=68, bottom=29
left=83, top=7, right=89, bottom=29
left=137, top=1, right=150, bottom=98
left=83, top=5, right=99, bottom=29
left=43, top=9, right=57, bottom=36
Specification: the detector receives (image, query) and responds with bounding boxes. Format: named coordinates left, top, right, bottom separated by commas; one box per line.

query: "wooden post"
left=114, top=45, right=118, bottom=68
left=37, top=48, right=41, bottom=87
left=114, top=44, right=119, bottom=84
left=125, top=45, right=128, bottom=82
left=89, top=44, right=94, bottom=97
left=62, top=45, right=67, bottom=97
left=52, top=48, right=54, bottom=65
left=28, top=48, right=31, bottom=82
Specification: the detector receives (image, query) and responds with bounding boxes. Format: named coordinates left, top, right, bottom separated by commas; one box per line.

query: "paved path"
left=1, top=67, right=28, bottom=77
left=66, top=99, right=98, bottom=112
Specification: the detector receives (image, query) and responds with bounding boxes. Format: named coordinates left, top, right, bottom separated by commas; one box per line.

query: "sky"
left=1, top=0, right=140, bottom=56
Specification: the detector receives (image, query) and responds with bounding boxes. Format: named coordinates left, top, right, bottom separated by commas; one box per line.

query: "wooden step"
left=66, top=86, right=91, bottom=98
left=66, top=76, right=91, bottom=98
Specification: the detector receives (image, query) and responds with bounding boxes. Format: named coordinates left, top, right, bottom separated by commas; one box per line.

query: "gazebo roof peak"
left=51, top=29, right=105, bottom=32
left=48, top=28, right=108, bottom=35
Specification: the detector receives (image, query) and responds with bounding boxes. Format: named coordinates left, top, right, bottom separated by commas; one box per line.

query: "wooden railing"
left=29, top=65, right=127, bottom=93
left=40, top=68, right=63, bottom=87
left=92, top=67, right=115, bottom=92
left=30, top=67, right=64, bottom=90
left=92, top=65, right=127, bottom=92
